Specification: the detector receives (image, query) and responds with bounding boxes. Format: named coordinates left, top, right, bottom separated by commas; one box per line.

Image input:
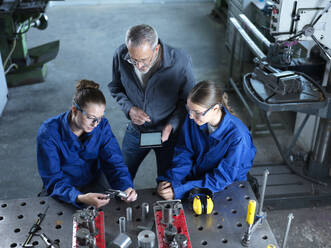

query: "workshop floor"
left=0, top=1, right=330, bottom=247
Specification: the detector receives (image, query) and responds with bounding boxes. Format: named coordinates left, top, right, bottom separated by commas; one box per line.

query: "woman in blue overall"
left=157, top=80, right=256, bottom=200
left=37, top=80, right=137, bottom=208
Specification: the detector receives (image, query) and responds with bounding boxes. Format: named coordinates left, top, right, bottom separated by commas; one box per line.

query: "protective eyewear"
left=73, top=101, right=103, bottom=125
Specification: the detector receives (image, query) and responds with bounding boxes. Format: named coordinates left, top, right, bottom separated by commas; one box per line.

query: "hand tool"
left=105, top=189, right=128, bottom=199
left=22, top=205, right=49, bottom=247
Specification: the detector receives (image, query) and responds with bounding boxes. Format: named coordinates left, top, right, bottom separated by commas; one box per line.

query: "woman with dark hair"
left=37, top=79, right=137, bottom=208
left=157, top=80, right=256, bottom=200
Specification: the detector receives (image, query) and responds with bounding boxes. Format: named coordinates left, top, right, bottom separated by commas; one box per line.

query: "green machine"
left=0, top=0, right=59, bottom=87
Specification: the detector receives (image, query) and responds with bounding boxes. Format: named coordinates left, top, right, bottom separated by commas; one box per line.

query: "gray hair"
left=125, top=24, right=159, bottom=49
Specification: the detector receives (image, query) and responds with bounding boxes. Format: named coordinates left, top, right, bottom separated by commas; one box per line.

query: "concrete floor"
left=0, top=1, right=330, bottom=247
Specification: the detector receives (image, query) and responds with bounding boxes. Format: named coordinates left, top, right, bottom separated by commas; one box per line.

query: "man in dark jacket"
left=108, top=24, right=195, bottom=180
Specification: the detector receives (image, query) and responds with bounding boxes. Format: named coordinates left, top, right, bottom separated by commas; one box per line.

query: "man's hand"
left=157, top=181, right=174, bottom=200
left=76, top=193, right=110, bottom=208
left=124, top=187, right=138, bottom=202
left=129, top=106, right=151, bottom=125
left=162, top=123, right=173, bottom=142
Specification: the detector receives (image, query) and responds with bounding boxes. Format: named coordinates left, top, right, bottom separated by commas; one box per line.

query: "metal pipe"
left=142, top=202, right=149, bottom=221
left=126, top=207, right=132, bottom=222
left=229, top=17, right=267, bottom=60
left=282, top=213, right=294, bottom=248
left=239, top=14, right=271, bottom=47
left=119, top=216, right=126, bottom=233
left=258, top=169, right=269, bottom=217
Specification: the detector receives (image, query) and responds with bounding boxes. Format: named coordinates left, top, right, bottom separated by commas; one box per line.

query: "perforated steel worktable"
left=0, top=181, right=278, bottom=247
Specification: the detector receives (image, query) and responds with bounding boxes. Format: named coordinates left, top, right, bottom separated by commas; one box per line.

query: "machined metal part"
left=76, top=228, right=96, bottom=248
left=137, top=230, right=155, bottom=248
left=161, top=203, right=174, bottom=225
left=164, top=223, right=178, bottom=244
left=141, top=202, right=149, bottom=220
left=74, top=207, right=98, bottom=236
left=119, top=216, right=126, bottom=233
left=174, top=234, right=188, bottom=248
left=112, top=233, right=132, bottom=248
left=282, top=213, right=294, bottom=248
left=126, top=207, right=132, bottom=222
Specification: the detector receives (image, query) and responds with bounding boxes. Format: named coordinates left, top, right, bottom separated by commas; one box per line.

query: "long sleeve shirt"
left=108, top=40, right=195, bottom=133
left=37, top=111, right=133, bottom=207
left=158, top=108, right=257, bottom=199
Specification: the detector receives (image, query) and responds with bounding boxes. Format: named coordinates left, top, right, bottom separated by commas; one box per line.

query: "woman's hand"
left=157, top=181, right=174, bottom=200
left=124, top=187, right=138, bottom=202
left=76, top=193, right=110, bottom=208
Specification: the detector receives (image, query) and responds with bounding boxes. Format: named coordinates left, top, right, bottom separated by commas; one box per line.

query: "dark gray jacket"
left=108, top=40, right=195, bottom=132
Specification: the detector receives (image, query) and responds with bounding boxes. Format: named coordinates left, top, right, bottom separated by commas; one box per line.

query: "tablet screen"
left=140, top=132, right=162, bottom=147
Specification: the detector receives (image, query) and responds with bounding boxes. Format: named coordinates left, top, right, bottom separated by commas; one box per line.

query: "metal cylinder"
left=112, top=233, right=132, bottom=248
left=119, top=216, right=126, bottom=233
left=239, top=14, right=271, bottom=48
left=142, top=202, right=149, bottom=220
left=126, top=207, right=132, bottom=222
left=229, top=17, right=267, bottom=60
left=137, top=230, right=155, bottom=248
left=162, top=203, right=173, bottom=224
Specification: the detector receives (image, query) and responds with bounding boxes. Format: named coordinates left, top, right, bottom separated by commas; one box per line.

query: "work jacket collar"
left=198, top=107, right=232, bottom=141
left=122, top=39, right=174, bottom=69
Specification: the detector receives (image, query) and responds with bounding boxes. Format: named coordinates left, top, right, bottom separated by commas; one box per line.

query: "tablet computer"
left=139, top=131, right=163, bottom=148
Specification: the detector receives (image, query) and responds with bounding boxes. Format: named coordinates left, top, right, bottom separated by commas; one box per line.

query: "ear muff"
left=205, top=195, right=214, bottom=214
left=190, top=188, right=214, bottom=215
left=193, top=196, right=203, bottom=215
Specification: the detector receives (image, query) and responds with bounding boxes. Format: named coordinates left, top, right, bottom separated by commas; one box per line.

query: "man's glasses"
left=126, top=47, right=157, bottom=66
left=185, top=104, right=218, bottom=118
left=73, top=102, right=103, bottom=125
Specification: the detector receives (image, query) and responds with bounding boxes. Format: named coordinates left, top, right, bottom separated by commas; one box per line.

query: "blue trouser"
left=122, top=124, right=177, bottom=180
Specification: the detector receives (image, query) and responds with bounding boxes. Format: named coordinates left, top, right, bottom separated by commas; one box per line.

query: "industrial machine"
left=0, top=0, right=59, bottom=87
left=229, top=0, right=331, bottom=209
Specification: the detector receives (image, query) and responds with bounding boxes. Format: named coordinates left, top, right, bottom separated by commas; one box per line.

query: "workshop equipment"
left=137, top=230, right=156, bottom=248
left=22, top=205, right=49, bottom=247
left=72, top=206, right=105, bottom=248
left=153, top=200, right=192, bottom=248
left=111, top=233, right=132, bottom=248
left=0, top=187, right=278, bottom=247
left=189, top=188, right=214, bottom=215
left=229, top=1, right=331, bottom=209
left=0, top=0, right=60, bottom=87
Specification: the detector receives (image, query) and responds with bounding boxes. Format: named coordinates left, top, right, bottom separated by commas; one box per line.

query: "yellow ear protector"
left=189, top=188, right=214, bottom=215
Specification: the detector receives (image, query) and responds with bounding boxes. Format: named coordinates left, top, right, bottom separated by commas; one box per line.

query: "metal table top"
left=0, top=181, right=278, bottom=247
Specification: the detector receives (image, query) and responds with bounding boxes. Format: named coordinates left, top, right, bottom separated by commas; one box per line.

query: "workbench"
left=0, top=181, right=279, bottom=247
